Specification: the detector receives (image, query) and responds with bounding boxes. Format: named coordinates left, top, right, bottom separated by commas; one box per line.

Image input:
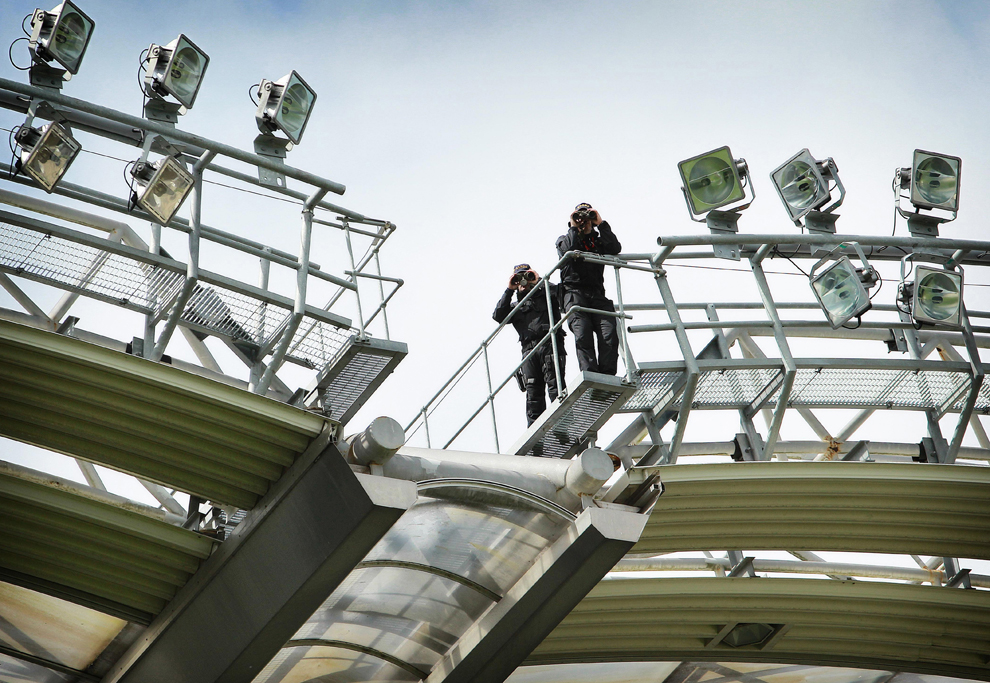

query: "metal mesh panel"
left=784, top=367, right=972, bottom=412
left=178, top=282, right=291, bottom=348
left=290, top=320, right=353, bottom=370
left=621, top=369, right=682, bottom=413
left=320, top=350, right=391, bottom=422
left=690, top=367, right=782, bottom=409
left=0, top=221, right=182, bottom=311
left=524, top=386, right=625, bottom=458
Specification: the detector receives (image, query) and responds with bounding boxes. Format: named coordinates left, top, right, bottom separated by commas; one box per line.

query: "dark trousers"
left=564, top=289, right=619, bottom=375
left=521, top=341, right=565, bottom=426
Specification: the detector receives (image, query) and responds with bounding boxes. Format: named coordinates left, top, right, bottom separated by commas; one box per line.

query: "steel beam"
left=102, top=433, right=417, bottom=683
left=425, top=506, right=647, bottom=683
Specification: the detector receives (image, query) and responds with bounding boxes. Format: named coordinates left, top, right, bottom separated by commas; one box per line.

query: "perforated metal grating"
left=178, top=283, right=291, bottom=349
left=784, top=367, right=972, bottom=412
left=522, top=386, right=626, bottom=458
left=320, top=350, right=392, bottom=422
left=691, top=367, right=783, bottom=409
left=289, top=320, right=355, bottom=371
left=621, top=369, right=683, bottom=413
left=0, top=221, right=183, bottom=312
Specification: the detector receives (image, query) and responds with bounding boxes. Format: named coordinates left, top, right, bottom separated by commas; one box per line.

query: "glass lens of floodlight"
left=275, top=73, right=315, bottom=143
left=913, top=153, right=959, bottom=210
left=811, top=258, right=869, bottom=328
left=678, top=147, right=744, bottom=214
left=22, top=124, right=81, bottom=192
left=139, top=158, right=194, bottom=224
left=163, top=36, right=207, bottom=108
left=48, top=2, right=94, bottom=73
left=771, top=149, right=829, bottom=220
left=916, top=270, right=961, bottom=322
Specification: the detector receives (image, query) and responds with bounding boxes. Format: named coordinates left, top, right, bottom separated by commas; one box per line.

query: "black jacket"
left=555, top=220, right=621, bottom=293
left=493, top=283, right=565, bottom=350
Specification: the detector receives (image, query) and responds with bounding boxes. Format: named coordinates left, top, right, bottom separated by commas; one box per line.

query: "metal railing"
left=405, top=232, right=990, bottom=464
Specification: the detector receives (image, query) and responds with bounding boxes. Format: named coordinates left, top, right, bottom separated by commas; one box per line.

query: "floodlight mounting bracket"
left=143, top=99, right=183, bottom=126
left=809, top=241, right=875, bottom=286
left=706, top=210, right=741, bottom=261
left=28, top=63, right=67, bottom=92
left=254, top=134, right=291, bottom=188
left=905, top=212, right=945, bottom=239
left=803, top=210, right=839, bottom=235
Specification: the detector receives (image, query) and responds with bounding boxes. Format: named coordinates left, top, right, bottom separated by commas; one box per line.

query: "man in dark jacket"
left=493, top=263, right=566, bottom=426
left=556, top=202, right=621, bottom=375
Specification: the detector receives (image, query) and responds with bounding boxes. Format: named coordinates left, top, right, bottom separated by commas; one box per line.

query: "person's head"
left=569, top=202, right=597, bottom=234
left=510, top=263, right=539, bottom=292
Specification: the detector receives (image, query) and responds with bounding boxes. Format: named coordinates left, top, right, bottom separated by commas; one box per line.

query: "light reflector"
left=771, top=148, right=830, bottom=222
left=912, top=266, right=963, bottom=327
left=910, top=150, right=961, bottom=212
left=145, top=34, right=209, bottom=109
left=810, top=256, right=871, bottom=329
left=29, top=0, right=95, bottom=74
left=134, top=156, right=195, bottom=225
left=255, top=71, right=317, bottom=145
left=18, top=122, right=82, bottom=192
left=677, top=146, right=745, bottom=215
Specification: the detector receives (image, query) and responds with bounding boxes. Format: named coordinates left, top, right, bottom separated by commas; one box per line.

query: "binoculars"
left=511, top=271, right=538, bottom=286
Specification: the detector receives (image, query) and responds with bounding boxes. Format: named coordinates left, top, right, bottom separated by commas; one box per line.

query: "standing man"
left=556, top=202, right=621, bottom=375
left=493, top=263, right=566, bottom=426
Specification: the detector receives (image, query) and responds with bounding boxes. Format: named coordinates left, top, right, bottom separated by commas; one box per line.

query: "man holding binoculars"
left=556, top=203, right=622, bottom=375
left=493, top=263, right=566, bottom=426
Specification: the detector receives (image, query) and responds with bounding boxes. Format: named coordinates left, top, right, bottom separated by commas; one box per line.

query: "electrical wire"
left=8, top=37, right=31, bottom=71
left=21, top=13, right=33, bottom=36
left=248, top=83, right=260, bottom=106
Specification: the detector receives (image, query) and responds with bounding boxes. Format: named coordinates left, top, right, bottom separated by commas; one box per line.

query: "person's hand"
left=508, top=274, right=519, bottom=290
left=589, top=209, right=602, bottom=226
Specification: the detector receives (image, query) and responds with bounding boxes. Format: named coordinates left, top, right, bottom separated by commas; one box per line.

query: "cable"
left=868, top=269, right=883, bottom=300
left=248, top=83, right=259, bottom=106
left=22, top=13, right=33, bottom=36
left=770, top=244, right=809, bottom=277
left=8, top=37, right=31, bottom=71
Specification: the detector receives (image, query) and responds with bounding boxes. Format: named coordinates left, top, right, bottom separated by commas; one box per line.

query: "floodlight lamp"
left=255, top=71, right=317, bottom=145
left=143, top=34, right=209, bottom=110
left=677, top=146, right=753, bottom=261
left=130, top=156, right=194, bottom=225
left=808, top=242, right=877, bottom=329
left=770, top=148, right=845, bottom=233
left=28, top=1, right=95, bottom=75
left=911, top=266, right=963, bottom=328
left=894, top=149, right=961, bottom=238
left=15, top=121, right=81, bottom=192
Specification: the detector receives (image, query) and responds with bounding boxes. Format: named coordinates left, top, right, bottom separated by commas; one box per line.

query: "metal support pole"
left=899, top=309, right=950, bottom=461
left=938, top=341, right=990, bottom=449
left=946, top=308, right=985, bottom=463
left=75, top=459, right=105, bottom=490
left=374, top=251, right=390, bottom=340
left=255, top=188, right=328, bottom=395
left=151, top=151, right=216, bottom=361
left=614, top=265, right=636, bottom=383
left=343, top=220, right=366, bottom=340
left=544, top=279, right=565, bottom=398
left=749, top=247, right=796, bottom=460
left=0, top=271, right=50, bottom=322
left=482, top=342, right=500, bottom=453
left=652, top=264, right=697, bottom=464
left=421, top=407, right=432, bottom=448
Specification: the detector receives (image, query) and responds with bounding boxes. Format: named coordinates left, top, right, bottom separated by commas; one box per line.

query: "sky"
left=1, top=0, right=990, bottom=505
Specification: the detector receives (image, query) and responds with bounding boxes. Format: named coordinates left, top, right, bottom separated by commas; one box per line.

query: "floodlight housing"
left=810, top=256, right=871, bottom=329
left=15, top=121, right=81, bottom=192
left=28, top=1, right=95, bottom=75
left=894, top=149, right=961, bottom=237
left=912, top=266, right=963, bottom=328
left=770, top=148, right=845, bottom=233
left=678, top=146, right=747, bottom=216
left=255, top=71, right=317, bottom=145
left=910, top=150, right=961, bottom=212
left=131, top=156, right=195, bottom=225
left=144, top=34, right=210, bottom=110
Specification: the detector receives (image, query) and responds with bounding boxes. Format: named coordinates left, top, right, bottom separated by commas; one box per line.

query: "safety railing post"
left=614, top=264, right=636, bottom=384
left=544, top=278, right=565, bottom=399
left=421, top=407, right=432, bottom=448
left=482, top=342, right=500, bottom=452
left=343, top=219, right=366, bottom=340
left=374, top=250, right=390, bottom=340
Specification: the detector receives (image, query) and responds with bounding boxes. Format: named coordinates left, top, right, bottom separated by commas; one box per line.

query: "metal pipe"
left=0, top=271, right=50, bottom=322
left=657, top=231, right=990, bottom=252
left=614, top=265, right=636, bottom=383
left=0, top=78, right=346, bottom=195
left=946, top=308, right=986, bottom=463
left=481, top=342, right=500, bottom=452
left=653, top=265, right=698, bottom=463
left=374, top=251, right=390, bottom=340
left=544, top=276, right=565, bottom=399
left=343, top=221, right=366, bottom=338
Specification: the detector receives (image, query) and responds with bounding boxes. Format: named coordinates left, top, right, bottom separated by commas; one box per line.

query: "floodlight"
left=144, top=34, right=210, bottom=110
left=894, top=149, right=961, bottom=238
left=255, top=71, right=317, bottom=145
left=15, top=121, right=81, bottom=192
left=677, top=146, right=753, bottom=260
left=808, top=243, right=878, bottom=329
left=810, top=257, right=871, bottom=329
left=28, top=1, right=95, bottom=75
left=912, top=266, right=963, bottom=328
left=770, top=148, right=845, bottom=234
left=130, top=156, right=195, bottom=225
